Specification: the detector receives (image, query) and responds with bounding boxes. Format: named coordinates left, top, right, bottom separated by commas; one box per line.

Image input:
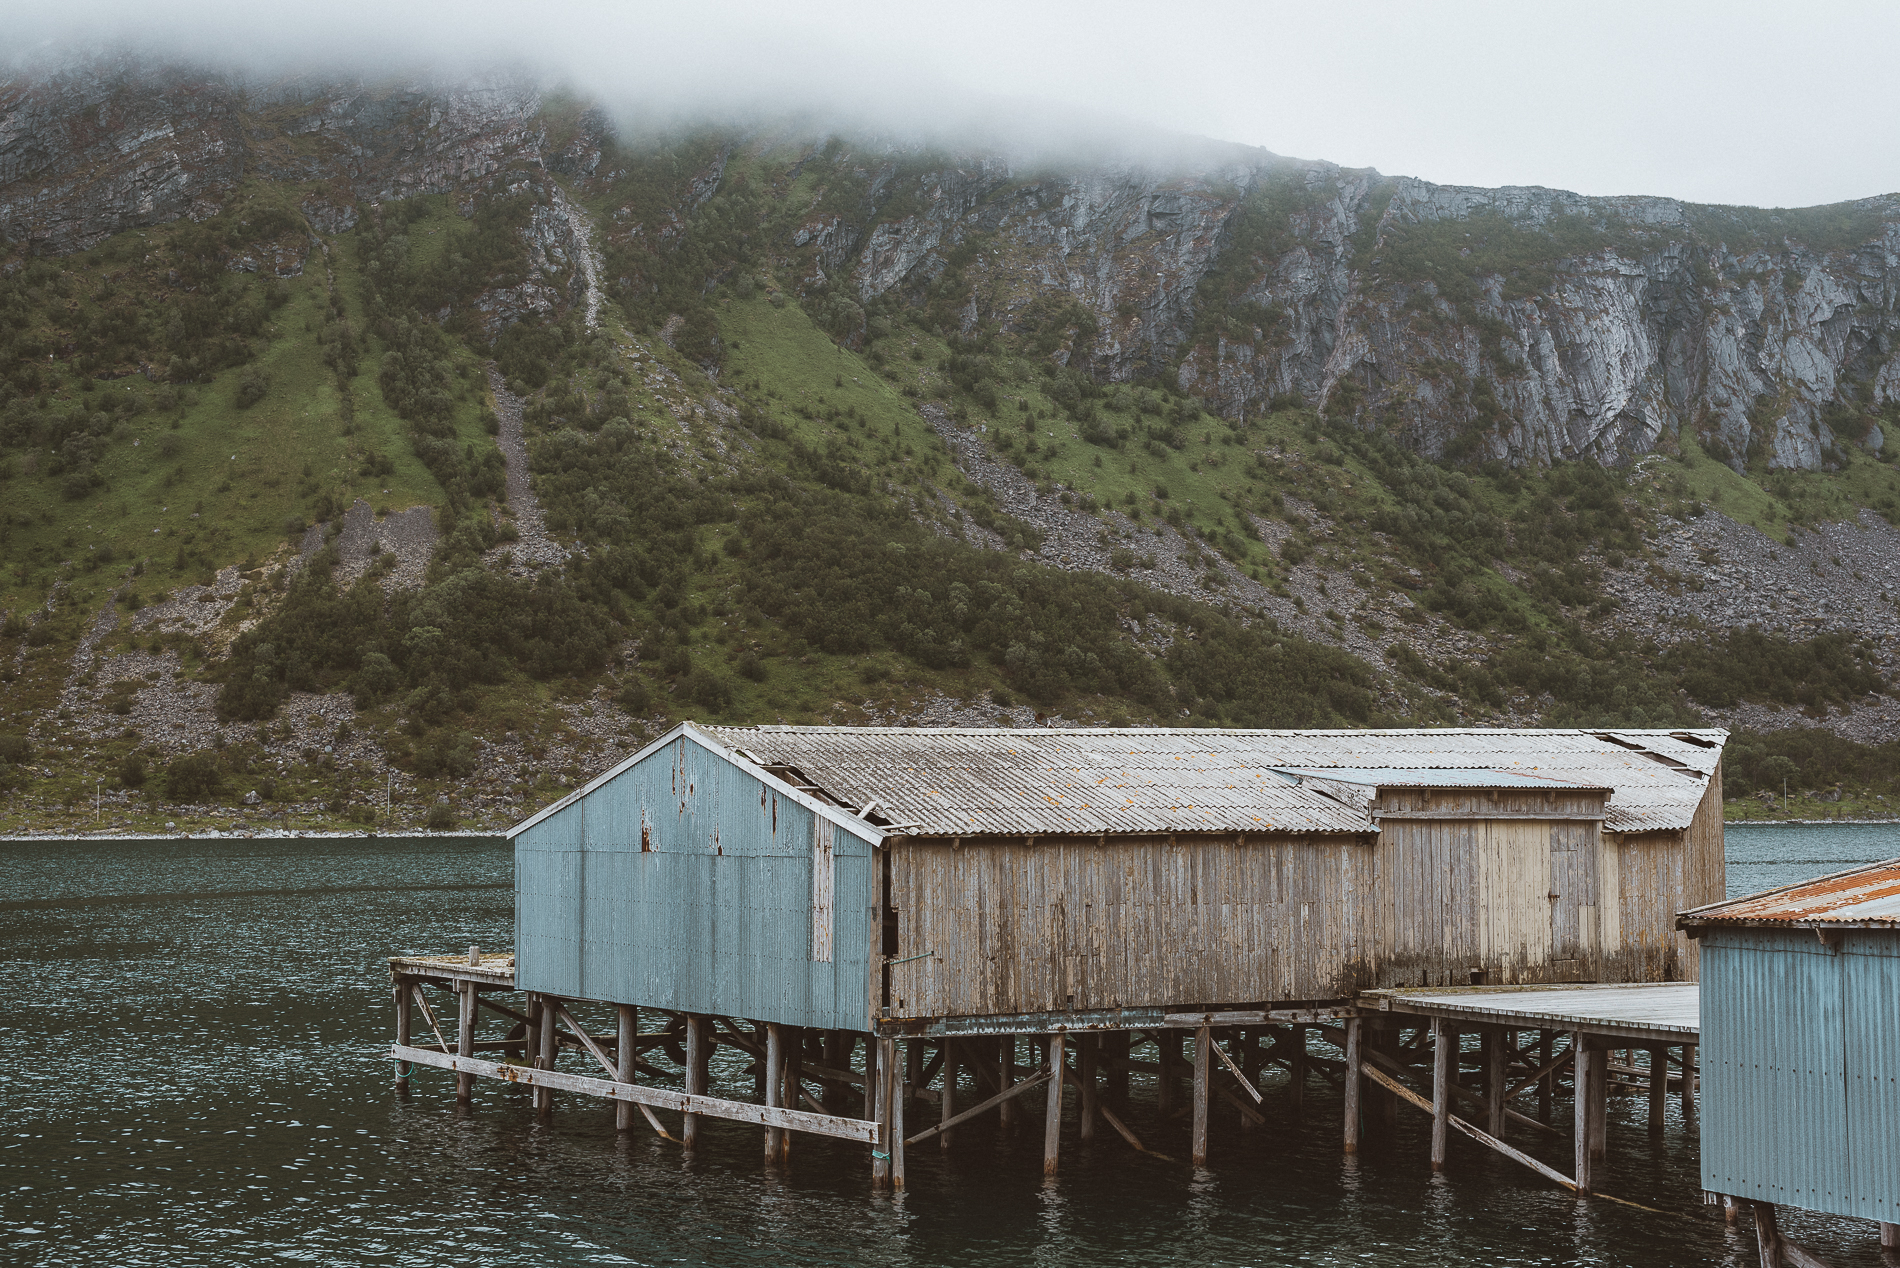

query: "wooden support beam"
left=1503, top=1040, right=1574, bottom=1102
left=1573, top=1033, right=1599, bottom=1194
left=683, top=1015, right=708, bottom=1152
left=393, top=981, right=413, bottom=1091
left=1681, top=1044, right=1698, bottom=1133
left=782, top=1025, right=802, bottom=1165
left=1754, top=1202, right=1784, bottom=1268
left=1484, top=1026, right=1507, bottom=1139
left=888, top=1037, right=905, bottom=1191
left=615, top=1005, right=636, bottom=1133
left=1359, top=1061, right=1577, bottom=1193
left=532, top=995, right=554, bottom=1116
left=998, top=1035, right=1018, bottom=1132
left=1289, top=1025, right=1308, bottom=1117
left=1079, top=1035, right=1097, bottom=1144
left=1365, top=1046, right=1559, bottom=1139
left=553, top=1003, right=622, bottom=1081
left=765, top=1023, right=784, bottom=1165
left=1107, top=1031, right=1131, bottom=1110
left=456, top=983, right=476, bottom=1102
left=939, top=1037, right=959, bottom=1150
left=1208, top=1028, right=1263, bottom=1105
left=1191, top=1024, right=1212, bottom=1167
left=1343, top=1015, right=1362, bottom=1154
left=1157, top=1030, right=1179, bottom=1118
left=872, top=1036, right=892, bottom=1191
left=1646, top=1045, right=1667, bottom=1135
left=1058, top=1064, right=1175, bottom=1161
left=1880, top=1221, right=1897, bottom=1250
left=908, top=1066, right=1053, bottom=1146
left=1212, top=1076, right=1266, bottom=1126
left=1043, top=1033, right=1064, bottom=1176
left=1431, top=1019, right=1453, bottom=1171
left=391, top=1043, right=876, bottom=1141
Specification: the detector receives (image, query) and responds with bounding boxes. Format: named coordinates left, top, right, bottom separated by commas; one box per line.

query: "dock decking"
left=1361, top=982, right=1700, bottom=1045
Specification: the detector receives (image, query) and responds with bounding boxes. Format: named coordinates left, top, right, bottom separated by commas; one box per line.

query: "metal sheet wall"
left=1842, top=931, right=1900, bottom=1223
left=515, top=734, right=876, bottom=1031
left=1701, top=929, right=1851, bottom=1216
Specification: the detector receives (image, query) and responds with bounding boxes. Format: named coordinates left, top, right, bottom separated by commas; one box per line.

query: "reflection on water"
left=1, top=829, right=1893, bottom=1266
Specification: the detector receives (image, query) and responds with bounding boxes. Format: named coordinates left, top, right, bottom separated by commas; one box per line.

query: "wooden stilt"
left=1043, top=1033, right=1065, bottom=1176
left=1681, top=1044, right=1699, bottom=1133
left=534, top=995, right=555, bottom=1116
left=1646, top=1045, right=1667, bottom=1134
left=1079, top=1035, right=1098, bottom=1143
left=394, top=980, right=413, bottom=1092
left=1880, top=1221, right=1898, bottom=1250
left=1484, top=1026, right=1506, bottom=1139
left=1158, top=1030, right=1179, bottom=1118
left=765, top=1022, right=784, bottom=1165
left=1191, top=1024, right=1212, bottom=1166
left=1573, top=1032, right=1595, bottom=1194
left=872, top=1036, right=892, bottom=1190
left=1431, top=1019, right=1453, bottom=1170
left=1343, top=1015, right=1363, bottom=1154
left=999, top=1035, right=1017, bottom=1131
left=1374, top=1020, right=1400, bottom=1135
left=906, top=1037, right=923, bottom=1108
left=1754, top=1202, right=1784, bottom=1268
left=1289, top=1025, right=1307, bottom=1116
left=683, top=1014, right=707, bottom=1152
left=1587, top=1042, right=1608, bottom=1163
left=1237, top=1028, right=1257, bottom=1133
left=940, top=1037, right=959, bottom=1151
left=615, top=1005, right=636, bottom=1133
left=864, top=1031, right=879, bottom=1122
left=890, top=1038, right=906, bottom=1191
left=1725, top=1194, right=1743, bottom=1224
left=456, top=983, right=476, bottom=1102
left=781, top=1025, right=802, bottom=1164
left=1107, top=1031, right=1131, bottom=1109
left=1537, top=1030, right=1554, bottom=1124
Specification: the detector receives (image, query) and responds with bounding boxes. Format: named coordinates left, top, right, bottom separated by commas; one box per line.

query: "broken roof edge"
left=504, top=721, right=888, bottom=845
left=1272, top=766, right=1615, bottom=792
left=1677, top=855, right=1900, bottom=929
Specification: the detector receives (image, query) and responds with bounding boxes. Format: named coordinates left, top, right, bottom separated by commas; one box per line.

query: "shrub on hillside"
left=164, top=752, right=225, bottom=802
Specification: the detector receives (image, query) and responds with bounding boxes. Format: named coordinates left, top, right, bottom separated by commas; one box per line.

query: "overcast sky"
left=13, top=0, right=1897, bottom=208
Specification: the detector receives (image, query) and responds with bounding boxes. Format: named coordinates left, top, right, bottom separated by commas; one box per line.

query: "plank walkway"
left=1359, top=982, right=1699, bottom=1045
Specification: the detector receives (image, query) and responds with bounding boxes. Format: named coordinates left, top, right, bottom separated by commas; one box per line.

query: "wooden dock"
left=387, top=948, right=1702, bottom=1208
left=1351, top=982, right=1700, bottom=1196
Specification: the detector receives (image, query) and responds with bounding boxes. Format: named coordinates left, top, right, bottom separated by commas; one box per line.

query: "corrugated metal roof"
left=1682, top=858, right=1900, bottom=928
left=1272, top=766, right=1611, bottom=791
left=703, top=726, right=1723, bottom=837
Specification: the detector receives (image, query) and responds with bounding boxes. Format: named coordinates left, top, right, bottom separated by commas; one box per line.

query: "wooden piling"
left=998, top=1034, right=1017, bottom=1131
left=1079, top=1035, right=1098, bottom=1144
left=1158, top=1030, right=1179, bottom=1118
left=823, top=1031, right=850, bottom=1115
left=782, top=1025, right=803, bottom=1164
left=1647, top=1045, right=1667, bottom=1134
left=683, top=1014, right=707, bottom=1152
left=533, top=995, right=555, bottom=1116
left=1043, top=1033, right=1064, bottom=1176
left=1681, top=1044, right=1698, bottom=1133
left=393, top=980, right=412, bottom=1092
left=940, top=1037, right=958, bottom=1151
left=1754, top=1202, right=1784, bottom=1268
left=615, top=1005, right=636, bottom=1133
left=1191, top=1024, right=1211, bottom=1166
left=1106, top=1031, right=1130, bottom=1109
left=1881, top=1221, right=1898, bottom=1250
left=1343, top=1015, right=1363, bottom=1154
left=1289, top=1024, right=1307, bottom=1116
left=889, top=1038, right=906, bottom=1190
left=1587, top=1043, right=1608, bottom=1163
left=456, top=983, right=476, bottom=1102
left=1537, top=1030, right=1554, bottom=1124
left=872, top=1036, right=892, bottom=1190
left=1484, top=1026, right=1506, bottom=1138
left=1573, top=1033, right=1608, bottom=1194
left=765, top=1022, right=784, bottom=1165
left=864, top=1031, right=879, bottom=1122
left=1431, top=1019, right=1453, bottom=1170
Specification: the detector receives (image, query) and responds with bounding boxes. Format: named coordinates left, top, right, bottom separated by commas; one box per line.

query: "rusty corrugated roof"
left=704, top=726, right=1723, bottom=837
left=1681, top=858, right=1900, bottom=928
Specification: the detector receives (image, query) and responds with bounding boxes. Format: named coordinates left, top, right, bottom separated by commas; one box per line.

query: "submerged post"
left=393, top=980, right=412, bottom=1092
left=765, top=1022, right=784, bottom=1165
left=455, top=982, right=476, bottom=1103
left=1681, top=1044, right=1698, bottom=1133
left=615, top=1004, right=636, bottom=1133
left=941, top=1037, right=958, bottom=1151
left=1043, top=1032, right=1065, bottom=1176
left=533, top=994, right=554, bottom=1116
left=1191, top=1024, right=1212, bottom=1166
left=1288, top=1024, right=1307, bottom=1117
left=683, top=1015, right=707, bottom=1152
left=1484, top=1026, right=1507, bottom=1139
left=1343, top=1015, right=1363, bottom=1154
left=1431, top=1019, right=1453, bottom=1170
left=1079, top=1035, right=1097, bottom=1144
left=890, top=1039, right=906, bottom=1191
left=1573, top=1032, right=1600, bottom=1194
left=998, top=1035, right=1017, bottom=1131
left=1647, top=1044, right=1667, bottom=1134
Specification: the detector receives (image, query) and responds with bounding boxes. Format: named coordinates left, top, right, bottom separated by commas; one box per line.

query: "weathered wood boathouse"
left=1680, top=858, right=1900, bottom=1260
left=389, top=723, right=1726, bottom=1188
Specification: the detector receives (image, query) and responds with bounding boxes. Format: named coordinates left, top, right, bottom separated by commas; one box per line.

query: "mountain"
left=1, top=55, right=1897, bottom=835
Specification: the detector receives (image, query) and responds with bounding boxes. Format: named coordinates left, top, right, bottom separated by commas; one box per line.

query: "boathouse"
left=1679, top=859, right=1900, bottom=1256
left=512, top=723, right=1727, bottom=1024
left=388, top=723, right=1726, bottom=1188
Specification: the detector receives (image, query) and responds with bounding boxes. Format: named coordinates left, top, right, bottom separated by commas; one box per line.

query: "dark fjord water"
left=2, top=825, right=1894, bottom=1267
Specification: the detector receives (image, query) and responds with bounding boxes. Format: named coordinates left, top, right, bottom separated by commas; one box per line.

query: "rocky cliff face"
left=9, top=57, right=1900, bottom=473
left=802, top=150, right=1900, bottom=473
